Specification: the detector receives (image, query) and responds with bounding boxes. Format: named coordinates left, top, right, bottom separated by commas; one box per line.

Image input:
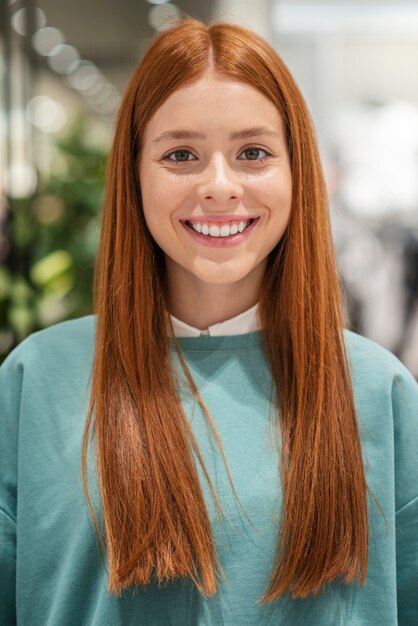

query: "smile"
left=180, top=217, right=260, bottom=248
left=185, top=219, right=255, bottom=238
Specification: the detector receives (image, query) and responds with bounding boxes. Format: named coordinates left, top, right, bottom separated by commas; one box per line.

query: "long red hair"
left=82, top=18, right=377, bottom=602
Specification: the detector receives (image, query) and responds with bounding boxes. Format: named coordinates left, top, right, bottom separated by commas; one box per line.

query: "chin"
left=193, top=270, right=250, bottom=285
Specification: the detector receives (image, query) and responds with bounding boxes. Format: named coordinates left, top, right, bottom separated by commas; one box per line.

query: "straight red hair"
left=82, top=17, right=379, bottom=603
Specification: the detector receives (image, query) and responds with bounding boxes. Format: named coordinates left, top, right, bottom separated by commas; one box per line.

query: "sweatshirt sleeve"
left=392, top=363, right=418, bottom=626
left=0, top=345, right=24, bottom=626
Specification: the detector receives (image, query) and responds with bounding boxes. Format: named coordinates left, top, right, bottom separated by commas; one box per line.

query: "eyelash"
left=161, top=145, right=272, bottom=165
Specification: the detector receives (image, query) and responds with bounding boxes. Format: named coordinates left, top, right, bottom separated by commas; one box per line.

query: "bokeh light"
left=32, top=27, right=65, bottom=56
left=11, top=7, right=46, bottom=36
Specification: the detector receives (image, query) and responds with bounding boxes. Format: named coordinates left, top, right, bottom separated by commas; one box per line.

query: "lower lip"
left=181, top=219, right=260, bottom=248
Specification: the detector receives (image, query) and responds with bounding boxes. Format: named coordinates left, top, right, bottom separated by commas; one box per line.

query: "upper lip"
left=181, top=215, right=259, bottom=224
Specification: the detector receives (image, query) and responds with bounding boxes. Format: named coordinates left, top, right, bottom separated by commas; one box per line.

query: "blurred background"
left=1, top=0, right=418, bottom=377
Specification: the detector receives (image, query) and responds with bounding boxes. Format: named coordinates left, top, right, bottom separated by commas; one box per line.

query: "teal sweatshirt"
left=0, top=315, right=417, bottom=625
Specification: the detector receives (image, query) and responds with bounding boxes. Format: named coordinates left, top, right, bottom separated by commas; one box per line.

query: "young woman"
left=1, top=18, right=417, bottom=626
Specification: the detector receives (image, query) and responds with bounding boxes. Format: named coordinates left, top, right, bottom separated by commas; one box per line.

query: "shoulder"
left=343, top=330, right=418, bottom=510
left=0, top=315, right=96, bottom=445
left=343, top=328, right=418, bottom=436
left=343, top=328, right=418, bottom=449
left=343, top=328, right=416, bottom=390
left=0, top=315, right=96, bottom=379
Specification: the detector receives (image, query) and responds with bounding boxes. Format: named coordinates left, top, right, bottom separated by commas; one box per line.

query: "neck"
left=165, top=262, right=265, bottom=330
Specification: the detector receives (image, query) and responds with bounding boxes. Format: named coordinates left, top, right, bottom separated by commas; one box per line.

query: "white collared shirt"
left=168, top=302, right=261, bottom=337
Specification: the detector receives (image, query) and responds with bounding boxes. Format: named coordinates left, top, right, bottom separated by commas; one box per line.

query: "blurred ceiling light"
left=32, top=26, right=65, bottom=56
left=146, top=0, right=171, bottom=4
left=26, top=95, right=67, bottom=133
left=86, top=86, right=117, bottom=106
left=272, top=1, right=418, bottom=35
left=11, top=7, right=46, bottom=36
left=67, top=61, right=101, bottom=91
left=4, top=161, right=37, bottom=198
left=82, top=80, right=106, bottom=97
left=148, top=3, right=181, bottom=31
left=48, top=44, right=80, bottom=74
left=88, top=93, right=121, bottom=116
left=95, top=98, right=121, bottom=116
left=20, top=8, right=120, bottom=122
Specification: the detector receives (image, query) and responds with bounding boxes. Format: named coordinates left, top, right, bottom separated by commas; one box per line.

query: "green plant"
left=0, top=115, right=107, bottom=361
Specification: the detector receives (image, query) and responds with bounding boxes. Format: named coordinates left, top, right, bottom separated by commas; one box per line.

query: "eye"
left=161, top=145, right=272, bottom=165
left=238, top=146, right=271, bottom=162
left=163, top=149, right=197, bottom=163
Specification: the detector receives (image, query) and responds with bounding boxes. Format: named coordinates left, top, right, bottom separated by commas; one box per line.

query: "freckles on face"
left=138, top=73, right=293, bottom=286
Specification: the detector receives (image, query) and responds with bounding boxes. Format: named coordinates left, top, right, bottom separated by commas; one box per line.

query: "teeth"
left=189, top=220, right=251, bottom=237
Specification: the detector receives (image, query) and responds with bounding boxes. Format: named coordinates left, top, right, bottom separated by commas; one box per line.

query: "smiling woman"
left=1, top=16, right=418, bottom=626
left=139, top=74, right=292, bottom=326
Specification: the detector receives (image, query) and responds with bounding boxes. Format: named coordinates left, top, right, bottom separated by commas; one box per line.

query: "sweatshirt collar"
left=169, top=302, right=261, bottom=337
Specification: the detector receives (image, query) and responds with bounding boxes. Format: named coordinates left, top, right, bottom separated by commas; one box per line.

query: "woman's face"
left=139, top=71, right=293, bottom=294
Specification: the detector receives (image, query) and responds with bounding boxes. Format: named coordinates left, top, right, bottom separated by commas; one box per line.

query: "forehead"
left=144, top=73, right=285, bottom=138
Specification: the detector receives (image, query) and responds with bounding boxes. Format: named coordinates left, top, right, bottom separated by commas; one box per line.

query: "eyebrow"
left=153, top=126, right=281, bottom=143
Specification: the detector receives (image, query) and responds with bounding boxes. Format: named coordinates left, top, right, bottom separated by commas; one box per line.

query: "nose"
left=196, top=153, right=244, bottom=205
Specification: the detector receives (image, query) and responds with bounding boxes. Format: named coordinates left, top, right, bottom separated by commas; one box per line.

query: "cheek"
left=264, top=177, right=293, bottom=213
left=140, top=182, right=161, bottom=242
left=141, top=175, right=165, bottom=220
left=140, top=181, right=180, bottom=253
left=263, top=179, right=293, bottom=239
left=141, top=168, right=179, bottom=214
